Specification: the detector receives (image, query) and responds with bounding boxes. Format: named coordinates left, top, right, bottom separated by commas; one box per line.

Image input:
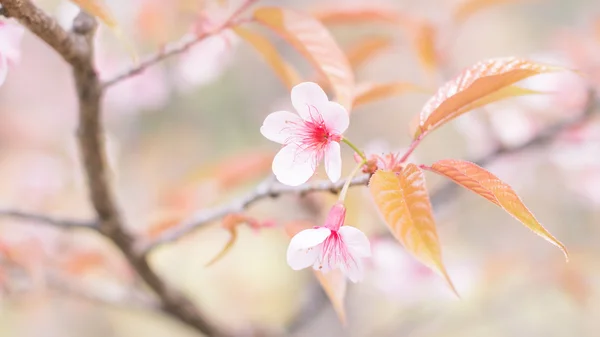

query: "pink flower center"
left=318, top=230, right=356, bottom=271
left=284, top=104, right=342, bottom=168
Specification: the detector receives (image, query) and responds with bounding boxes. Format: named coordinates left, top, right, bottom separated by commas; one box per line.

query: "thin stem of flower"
left=399, top=134, right=424, bottom=164
left=342, top=138, right=367, bottom=161
left=338, top=160, right=367, bottom=202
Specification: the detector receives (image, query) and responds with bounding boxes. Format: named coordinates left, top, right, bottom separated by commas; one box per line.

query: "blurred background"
left=1, top=0, right=600, bottom=336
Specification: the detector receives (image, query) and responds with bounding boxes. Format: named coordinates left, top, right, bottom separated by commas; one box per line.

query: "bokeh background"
left=1, top=0, right=600, bottom=336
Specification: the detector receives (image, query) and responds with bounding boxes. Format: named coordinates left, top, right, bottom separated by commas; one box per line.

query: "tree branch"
left=2, top=1, right=227, bottom=336
left=101, top=0, right=259, bottom=89
left=0, top=208, right=96, bottom=229
left=145, top=92, right=599, bottom=254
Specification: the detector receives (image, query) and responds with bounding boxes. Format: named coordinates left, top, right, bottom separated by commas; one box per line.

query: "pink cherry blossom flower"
left=261, top=82, right=350, bottom=186
left=286, top=203, right=371, bottom=282
left=0, top=20, right=25, bottom=86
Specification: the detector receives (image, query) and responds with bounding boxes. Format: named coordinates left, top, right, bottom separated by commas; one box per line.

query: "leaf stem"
left=338, top=160, right=367, bottom=202
left=342, top=138, right=367, bottom=161
left=399, top=134, right=424, bottom=164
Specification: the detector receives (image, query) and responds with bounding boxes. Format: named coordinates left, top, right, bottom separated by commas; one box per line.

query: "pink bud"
left=324, top=203, right=346, bottom=231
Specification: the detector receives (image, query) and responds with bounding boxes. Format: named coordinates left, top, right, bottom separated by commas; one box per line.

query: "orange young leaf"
left=254, top=7, right=355, bottom=111
left=233, top=26, right=301, bottom=89
left=453, top=0, right=524, bottom=24
left=353, top=81, right=431, bottom=107
left=285, top=220, right=347, bottom=324
left=414, top=57, right=561, bottom=139
left=426, top=159, right=569, bottom=260
left=369, top=166, right=457, bottom=294
left=409, top=20, right=438, bottom=77
left=408, top=85, right=543, bottom=136
left=313, top=7, right=405, bottom=26
left=62, top=251, right=107, bottom=275
left=345, top=36, right=393, bottom=70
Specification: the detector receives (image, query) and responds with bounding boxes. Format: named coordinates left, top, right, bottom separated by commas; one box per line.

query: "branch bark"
left=1, top=1, right=226, bottom=336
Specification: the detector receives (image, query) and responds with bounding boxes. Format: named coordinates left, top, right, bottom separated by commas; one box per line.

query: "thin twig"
left=140, top=174, right=370, bottom=253
left=101, top=0, right=259, bottom=89
left=0, top=208, right=97, bottom=229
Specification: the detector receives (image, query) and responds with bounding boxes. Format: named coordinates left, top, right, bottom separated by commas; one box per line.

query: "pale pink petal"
left=343, top=259, right=364, bottom=283
left=287, top=228, right=331, bottom=270
left=321, top=102, right=349, bottom=134
left=324, top=142, right=342, bottom=183
left=0, top=22, right=24, bottom=63
left=272, top=144, right=317, bottom=186
left=260, top=111, right=302, bottom=144
left=291, top=82, right=329, bottom=121
left=0, top=56, right=7, bottom=87
left=339, top=226, right=371, bottom=258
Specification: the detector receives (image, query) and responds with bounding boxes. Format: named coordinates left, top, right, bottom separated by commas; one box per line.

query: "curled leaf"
left=354, top=81, right=431, bottom=107
left=233, top=26, right=301, bottom=89
left=254, top=7, right=355, bottom=111
left=414, top=57, right=562, bottom=138
left=425, top=159, right=569, bottom=260
left=206, top=213, right=261, bottom=267
left=369, top=166, right=457, bottom=295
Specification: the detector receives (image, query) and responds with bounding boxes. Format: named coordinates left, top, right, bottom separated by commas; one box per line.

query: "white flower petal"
left=0, top=22, right=24, bottom=63
left=291, top=82, right=329, bottom=121
left=287, top=228, right=331, bottom=270
left=260, top=110, right=302, bottom=144
left=324, top=142, right=342, bottom=183
left=272, top=144, right=317, bottom=186
left=343, top=259, right=364, bottom=283
left=321, top=102, right=349, bottom=134
left=288, top=227, right=331, bottom=251
left=339, top=226, right=371, bottom=258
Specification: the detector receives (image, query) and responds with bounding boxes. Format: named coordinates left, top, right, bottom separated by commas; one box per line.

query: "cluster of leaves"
left=77, top=0, right=576, bottom=324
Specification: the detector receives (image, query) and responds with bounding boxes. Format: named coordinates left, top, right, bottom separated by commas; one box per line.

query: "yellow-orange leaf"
left=314, top=270, right=347, bottom=325
left=345, top=36, right=393, bottom=70
left=408, top=85, right=543, bottom=137
left=254, top=7, right=355, bottom=111
left=369, top=166, right=457, bottom=294
left=453, top=0, right=523, bottom=24
left=414, top=57, right=560, bottom=139
left=313, top=8, right=405, bottom=25
left=285, top=220, right=347, bottom=324
left=233, top=26, right=301, bottom=89
left=427, top=159, right=569, bottom=260
left=354, top=82, right=431, bottom=107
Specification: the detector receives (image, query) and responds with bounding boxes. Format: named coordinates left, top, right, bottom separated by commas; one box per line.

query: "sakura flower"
left=0, top=20, right=25, bottom=86
left=286, top=203, right=371, bottom=282
left=261, top=82, right=349, bottom=186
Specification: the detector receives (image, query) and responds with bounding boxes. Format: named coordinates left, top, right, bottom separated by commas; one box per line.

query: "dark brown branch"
left=2, top=1, right=227, bottom=336
left=0, top=208, right=96, bottom=229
